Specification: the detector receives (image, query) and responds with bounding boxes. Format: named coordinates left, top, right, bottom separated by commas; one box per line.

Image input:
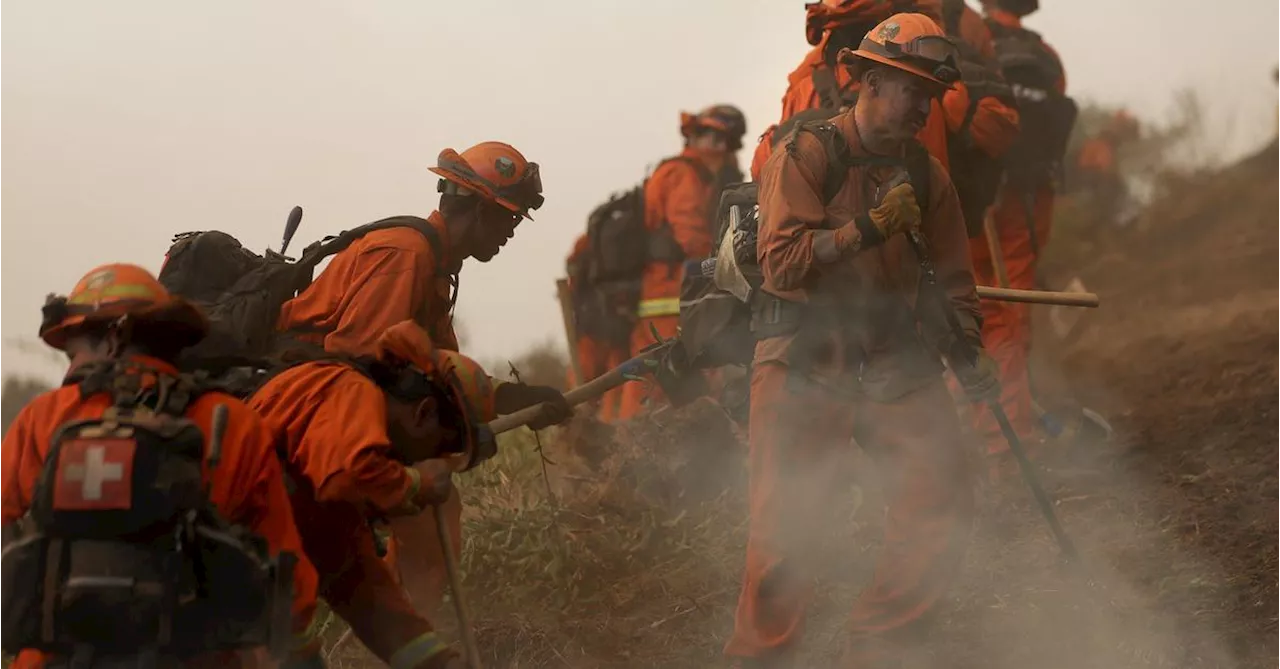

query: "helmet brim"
left=40, top=299, right=208, bottom=352
left=842, top=49, right=956, bottom=90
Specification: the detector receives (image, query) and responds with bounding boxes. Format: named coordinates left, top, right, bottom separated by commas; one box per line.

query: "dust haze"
left=2, top=2, right=1277, bottom=668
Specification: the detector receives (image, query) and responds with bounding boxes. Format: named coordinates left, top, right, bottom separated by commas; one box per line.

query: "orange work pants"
left=968, top=185, right=1054, bottom=453
left=617, top=314, right=679, bottom=420
left=385, top=489, right=464, bottom=623
left=726, top=362, right=974, bottom=665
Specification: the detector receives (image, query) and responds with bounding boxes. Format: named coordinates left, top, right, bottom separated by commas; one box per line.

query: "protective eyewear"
left=436, top=155, right=545, bottom=213
left=862, top=34, right=961, bottom=84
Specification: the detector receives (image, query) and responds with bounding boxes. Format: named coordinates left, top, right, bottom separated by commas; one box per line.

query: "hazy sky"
left=4, top=0, right=1277, bottom=381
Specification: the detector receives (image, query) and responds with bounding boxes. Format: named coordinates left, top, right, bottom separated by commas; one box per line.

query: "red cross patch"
left=53, top=437, right=136, bottom=510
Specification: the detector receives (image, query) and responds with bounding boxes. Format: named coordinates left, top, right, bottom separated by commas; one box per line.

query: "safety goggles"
left=862, top=34, right=962, bottom=85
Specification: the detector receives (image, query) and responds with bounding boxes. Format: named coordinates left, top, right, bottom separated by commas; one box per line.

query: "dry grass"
left=323, top=398, right=757, bottom=667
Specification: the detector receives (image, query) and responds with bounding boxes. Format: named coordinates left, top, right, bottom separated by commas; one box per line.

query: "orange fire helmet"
left=838, top=12, right=960, bottom=89
left=706, top=104, right=748, bottom=150
left=804, top=0, right=927, bottom=46
left=680, top=105, right=748, bottom=149
left=374, top=321, right=498, bottom=472
left=429, top=141, right=544, bottom=220
left=39, top=263, right=208, bottom=351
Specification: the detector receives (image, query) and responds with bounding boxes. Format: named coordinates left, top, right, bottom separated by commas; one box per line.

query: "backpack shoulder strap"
left=792, top=121, right=860, bottom=205
left=70, top=360, right=210, bottom=416
left=793, top=123, right=933, bottom=213
left=299, top=216, right=443, bottom=275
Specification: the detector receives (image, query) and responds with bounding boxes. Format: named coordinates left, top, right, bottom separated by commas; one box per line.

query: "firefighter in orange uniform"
left=937, top=0, right=1023, bottom=246
left=727, top=15, right=996, bottom=667
left=617, top=106, right=744, bottom=419
left=249, top=321, right=492, bottom=669
left=1075, top=109, right=1140, bottom=226
left=2, top=264, right=320, bottom=669
left=275, top=141, right=571, bottom=615
left=972, top=0, right=1072, bottom=457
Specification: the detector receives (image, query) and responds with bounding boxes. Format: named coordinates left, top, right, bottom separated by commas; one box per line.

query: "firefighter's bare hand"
left=868, top=179, right=921, bottom=240
left=954, top=351, right=1001, bottom=403
left=405, top=459, right=454, bottom=511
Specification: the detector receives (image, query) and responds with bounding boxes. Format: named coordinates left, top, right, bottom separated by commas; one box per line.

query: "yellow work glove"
left=820, top=176, right=923, bottom=262
left=867, top=179, right=922, bottom=241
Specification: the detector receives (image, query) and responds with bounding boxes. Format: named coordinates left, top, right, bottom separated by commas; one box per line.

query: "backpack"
left=158, top=214, right=450, bottom=374
left=674, top=122, right=932, bottom=375
left=938, top=4, right=1019, bottom=237
left=945, top=65, right=1013, bottom=238
left=575, top=158, right=712, bottom=344
left=987, top=20, right=1078, bottom=191
left=1, top=361, right=295, bottom=664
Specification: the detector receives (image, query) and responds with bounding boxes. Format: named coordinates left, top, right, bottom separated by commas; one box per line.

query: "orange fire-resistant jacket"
left=250, top=362, right=421, bottom=513
left=248, top=360, right=446, bottom=666
left=942, top=81, right=1020, bottom=159
left=2, top=356, right=319, bottom=669
left=754, top=109, right=980, bottom=400
left=278, top=211, right=461, bottom=355
left=635, top=147, right=718, bottom=319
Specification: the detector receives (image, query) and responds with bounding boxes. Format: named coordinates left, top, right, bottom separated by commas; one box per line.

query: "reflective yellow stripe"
left=636, top=297, right=681, bottom=318
left=390, top=632, right=447, bottom=669
left=68, top=283, right=159, bottom=305
left=403, top=466, right=422, bottom=502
